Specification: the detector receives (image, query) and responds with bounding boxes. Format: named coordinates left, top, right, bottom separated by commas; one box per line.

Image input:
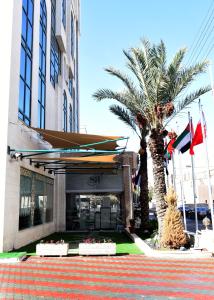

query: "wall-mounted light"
left=10, top=152, right=23, bottom=160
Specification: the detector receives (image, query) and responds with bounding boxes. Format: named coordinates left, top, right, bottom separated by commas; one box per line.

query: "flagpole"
left=209, top=63, right=214, bottom=99
left=172, top=152, right=176, bottom=193
left=199, top=99, right=214, bottom=230
left=176, top=123, right=187, bottom=231
left=188, top=112, right=198, bottom=232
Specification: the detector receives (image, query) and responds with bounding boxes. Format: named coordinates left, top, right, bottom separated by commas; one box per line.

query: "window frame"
left=69, top=103, right=72, bottom=132
left=50, top=0, right=61, bottom=87
left=18, top=0, right=34, bottom=126
left=62, top=0, right=66, bottom=30
left=38, top=0, right=47, bottom=129
left=70, top=12, right=74, bottom=58
left=63, top=91, right=68, bottom=132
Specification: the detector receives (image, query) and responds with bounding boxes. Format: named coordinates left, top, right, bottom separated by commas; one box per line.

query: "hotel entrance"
left=66, top=194, right=122, bottom=231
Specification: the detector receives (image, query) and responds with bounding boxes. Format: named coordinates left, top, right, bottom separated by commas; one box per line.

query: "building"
left=0, top=1, right=136, bottom=252
left=0, top=0, right=80, bottom=252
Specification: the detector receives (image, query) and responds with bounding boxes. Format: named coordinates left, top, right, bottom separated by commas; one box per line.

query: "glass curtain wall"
left=19, top=168, right=54, bottom=230
left=38, top=0, right=47, bottom=128
left=18, top=0, right=34, bottom=125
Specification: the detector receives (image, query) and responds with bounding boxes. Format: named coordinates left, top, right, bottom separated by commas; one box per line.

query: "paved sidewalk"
left=0, top=254, right=214, bottom=299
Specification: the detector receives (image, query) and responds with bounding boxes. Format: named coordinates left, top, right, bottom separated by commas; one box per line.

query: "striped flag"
left=172, top=122, right=192, bottom=153
left=190, top=121, right=203, bottom=155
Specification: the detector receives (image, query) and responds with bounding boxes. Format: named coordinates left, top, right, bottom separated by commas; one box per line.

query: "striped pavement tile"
left=0, top=255, right=214, bottom=299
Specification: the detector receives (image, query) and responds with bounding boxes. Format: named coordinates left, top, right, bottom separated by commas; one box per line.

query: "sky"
left=79, top=0, right=214, bottom=183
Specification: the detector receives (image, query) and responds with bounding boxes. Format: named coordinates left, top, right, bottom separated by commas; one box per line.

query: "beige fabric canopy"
left=31, top=127, right=122, bottom=150
left=33, top=154, right=119, bottom=164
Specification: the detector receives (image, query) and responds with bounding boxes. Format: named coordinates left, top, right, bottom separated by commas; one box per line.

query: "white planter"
left=195, top=230, right=214, bottom=252
left=36, top=243, right=69, bottom=256
left=79, top=243, right=116, bottom=255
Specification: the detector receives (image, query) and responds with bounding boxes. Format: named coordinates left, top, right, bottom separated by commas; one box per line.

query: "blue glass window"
left=73, top=88, right=76, bottom=131
left=69, top=104, right=72, bottom=132
left=38, top=0, right=47, bottom=129
left=18, top=0, right=34, bottom=125
left=63, top=91, right=67, bottom=132
left=62, top=0, right=66, bottom=30
left=50, top=0, right=61, bottom=87
left=68, top=74, right=73, bottom=97
left=75, top=22, right=79, bottom=132
left=71, top=13, right=74, bottom=58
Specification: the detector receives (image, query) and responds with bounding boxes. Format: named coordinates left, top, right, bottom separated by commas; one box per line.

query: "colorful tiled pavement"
left=0, top=255, right=214, bottom=299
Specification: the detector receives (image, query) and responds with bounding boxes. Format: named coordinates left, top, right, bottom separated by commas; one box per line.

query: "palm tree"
left=109, top=105, right=149, bottom=229
left=93, top=39, right=210, bottom=237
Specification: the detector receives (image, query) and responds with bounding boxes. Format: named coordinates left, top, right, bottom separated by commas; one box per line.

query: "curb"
left=125, top=229, right=213, bottom=259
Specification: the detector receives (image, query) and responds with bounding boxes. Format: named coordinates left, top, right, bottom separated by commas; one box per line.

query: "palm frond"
left=165, top=86, right=211, bottom=126
left=175, top=86, right=211, bottom=113
left=93, top=89, right=125, bottom=103
left=160, top=60, right=209, bottom=104
left=123, top=49, right=137, bottom=68
left=109, top=104, right=141, bottom=138
left=167, top=48, right=186, bottom=76
left=93, top=88, right=144, bottom=116
left=104, top=67, right=138, bottom=97
left=93, top=38, right=210, bottom=135
left=157, top=40, right=166, bottom=69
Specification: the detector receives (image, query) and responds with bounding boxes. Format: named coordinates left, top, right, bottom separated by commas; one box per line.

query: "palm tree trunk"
left=139, top=137, right=149, bottom=229
left=148, top=129, right=167, bottom=238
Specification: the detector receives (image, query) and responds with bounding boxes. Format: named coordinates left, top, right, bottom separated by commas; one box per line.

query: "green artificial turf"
left=12, top=231, right=143, bottom=255
left=116, top=243, right=143, bottom=254
left=0, top=252, right=26, bottom=259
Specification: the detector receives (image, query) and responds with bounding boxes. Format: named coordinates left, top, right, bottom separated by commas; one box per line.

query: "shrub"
left=161, top=187, right=188, bottom=249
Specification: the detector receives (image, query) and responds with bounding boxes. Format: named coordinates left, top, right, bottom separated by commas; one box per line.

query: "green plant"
left=94, top=38, right=210, bottom=238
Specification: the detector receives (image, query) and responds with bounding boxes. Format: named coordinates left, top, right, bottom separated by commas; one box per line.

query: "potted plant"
left=36, top=239, right=69, bottom=256
left=79, top=238, right=116, bottom=255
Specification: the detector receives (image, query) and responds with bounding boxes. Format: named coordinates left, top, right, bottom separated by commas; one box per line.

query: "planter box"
left=79, top=243, right=116, bottom=255
left=195, top=230, right=214, bottom=252
left=36, top=243, right=69, bottom=256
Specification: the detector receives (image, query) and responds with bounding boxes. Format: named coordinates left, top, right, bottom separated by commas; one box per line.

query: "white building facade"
left=0, top=0, right=80, bottom=251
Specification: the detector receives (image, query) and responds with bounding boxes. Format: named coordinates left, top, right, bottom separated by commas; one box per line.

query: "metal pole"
left=172, top=152, right=176, bottom=193
left=178, top=152, right=187, bottom=231
left=209, top=64, right=214, bottom=99
left=199, top=100, right=214, bottom=230
left=188, top=112, right=198, bottom=232
left=177, top=121, right=187, bottom=231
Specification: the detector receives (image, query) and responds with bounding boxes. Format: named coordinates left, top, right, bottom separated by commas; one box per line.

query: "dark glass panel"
left=41, top=107, right=45, bottom=128
left=42, top=32, right=46, bottom=52
left=38, top=103, right=41, bottom=127
left=39, top=24, right=43, bottom=46
left=26, top=56, right=31, bottom=86
left=22, top=0, right=27, bottom=12
left=25, top=119, right=30, bottom=126
left=41, top=81, right=45, bottom=105
left=27, top=23, right=32, bottom=51
left=42, top=53, right=46, bottom=74
left=18, top=112, right=23, bottom=120
left=25, top=87, right=31, bottom=117
left=28, top=0, right=33, bottom=22
left=21, top=11, right=27, bottom=41
left=20, top=46, right=26, bottom=79
left=38, top=77, right=42, bottom=101
left=18, top=79, right=25, bottom=111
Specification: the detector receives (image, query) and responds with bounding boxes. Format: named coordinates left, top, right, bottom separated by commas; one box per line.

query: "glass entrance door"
left=66, top=194, right=121, bottom=231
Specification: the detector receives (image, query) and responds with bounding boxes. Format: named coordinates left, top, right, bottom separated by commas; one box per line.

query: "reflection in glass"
left=66, top=194, right=121, bottom=231
left=19, top=169, right=54, bottom=230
